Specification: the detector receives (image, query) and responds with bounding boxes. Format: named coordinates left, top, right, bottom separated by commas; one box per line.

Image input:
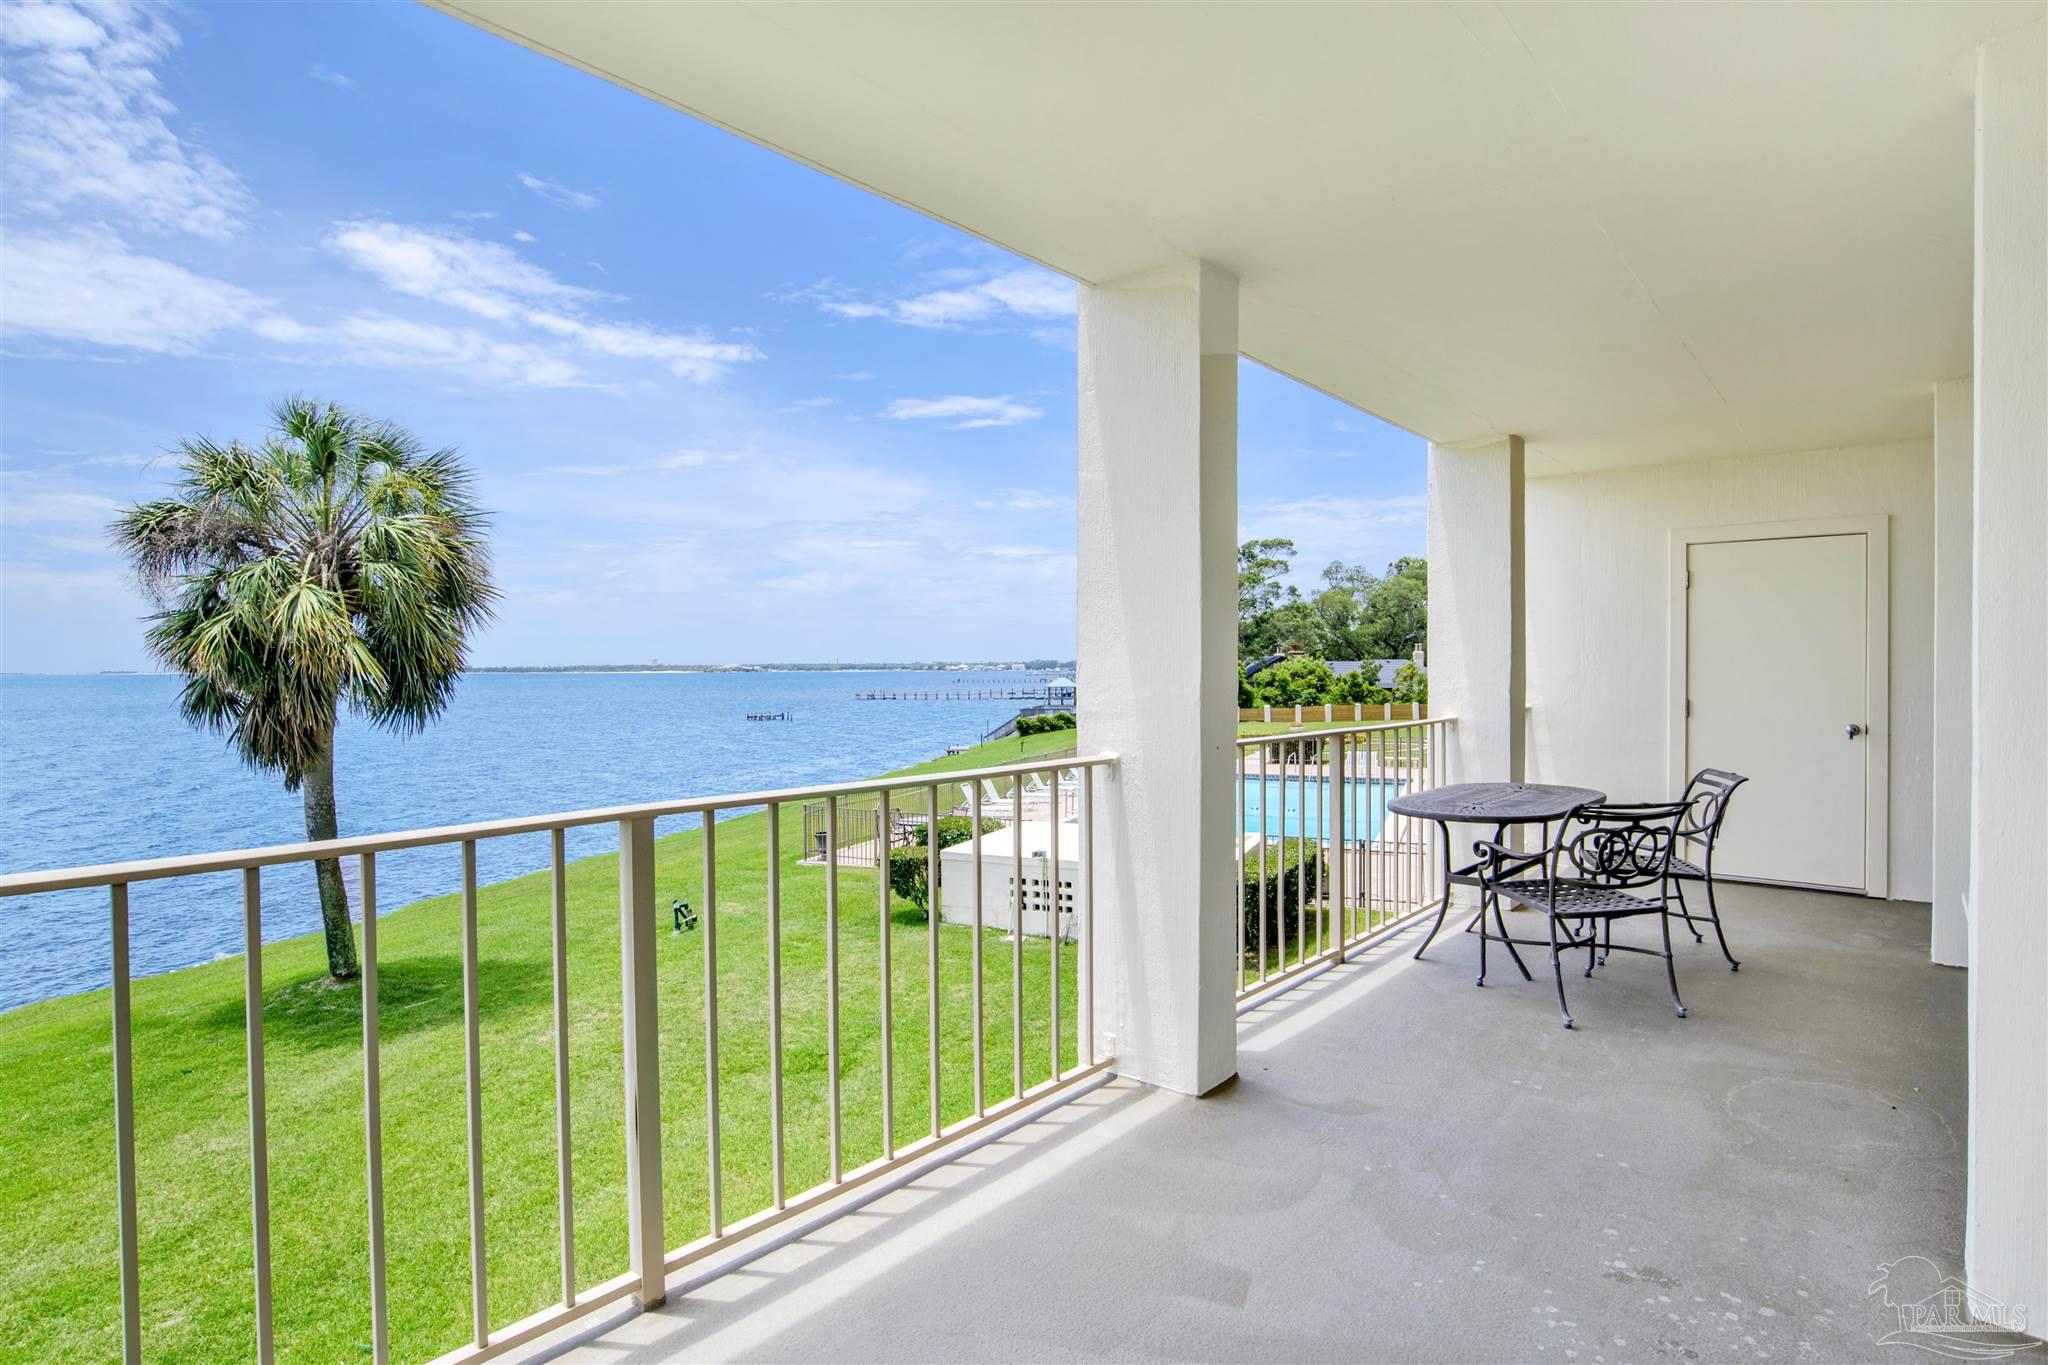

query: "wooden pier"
left=852, top=688, right=1051, bottom=701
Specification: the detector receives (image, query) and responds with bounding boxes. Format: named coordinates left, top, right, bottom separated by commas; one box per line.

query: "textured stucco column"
left=1076, top=261, right=1239, bottom=1096
left=1966, top=18, right=2047, bottom=1322
left=1930, top=378, right=1973, bottom=969
left=1427, top=435, right=1527, bottom=786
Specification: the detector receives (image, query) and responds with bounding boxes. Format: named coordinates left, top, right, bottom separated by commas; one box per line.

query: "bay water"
left=0, top=671, right=1030, bottom=1011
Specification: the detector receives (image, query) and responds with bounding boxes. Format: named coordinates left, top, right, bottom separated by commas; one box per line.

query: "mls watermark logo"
left=1867, top=1256, right=2040, bottom=1360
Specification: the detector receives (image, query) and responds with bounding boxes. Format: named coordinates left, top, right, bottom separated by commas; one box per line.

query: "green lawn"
left=0, top=729, right=1082, bottom=1363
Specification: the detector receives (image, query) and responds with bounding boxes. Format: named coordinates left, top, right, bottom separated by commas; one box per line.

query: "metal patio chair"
left=1591, top=769, right=1748, bottom=972
left=1473, top=800, right=1691, bottom=1029
left=1666, top=768, right=1748, bottom=970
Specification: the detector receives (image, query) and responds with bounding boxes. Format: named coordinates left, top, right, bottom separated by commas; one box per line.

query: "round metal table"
left=1388, top=782, right=1605, bottom=964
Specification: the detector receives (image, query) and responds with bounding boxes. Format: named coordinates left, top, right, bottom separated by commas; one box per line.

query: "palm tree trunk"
left=303, top=738, right=359, bottom=980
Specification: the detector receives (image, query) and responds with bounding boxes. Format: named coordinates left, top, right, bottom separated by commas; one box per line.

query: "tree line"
left=1237, top=539, right=1427, bottom=708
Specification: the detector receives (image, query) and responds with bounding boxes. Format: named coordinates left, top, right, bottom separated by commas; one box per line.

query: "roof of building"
left=1243, top=655, right=1417, bottom=687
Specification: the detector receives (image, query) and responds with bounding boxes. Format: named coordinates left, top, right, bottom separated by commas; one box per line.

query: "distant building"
left=1243, top=644, right=1424, bottom=688
left=1044, top=676, right=1077, bottom=706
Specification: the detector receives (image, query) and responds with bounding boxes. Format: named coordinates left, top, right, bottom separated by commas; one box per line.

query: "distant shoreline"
left=467, top=661, right=1075, bottom=675
left=5, top=661, right=1077, bottom=678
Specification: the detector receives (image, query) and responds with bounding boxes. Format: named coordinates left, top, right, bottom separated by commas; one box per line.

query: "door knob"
left=1846, top=723, right=1865, bottom=740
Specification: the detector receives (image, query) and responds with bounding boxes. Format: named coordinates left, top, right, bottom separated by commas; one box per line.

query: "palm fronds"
left=111, top=397, right=498, bottom=784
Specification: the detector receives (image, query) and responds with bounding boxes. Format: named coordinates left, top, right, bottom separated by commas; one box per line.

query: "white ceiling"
left=434, top=2, right=2036, bottom=473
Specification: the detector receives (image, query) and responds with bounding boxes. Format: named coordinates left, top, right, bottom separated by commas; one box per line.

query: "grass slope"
left=0, top=730, right=1080, bottom=1362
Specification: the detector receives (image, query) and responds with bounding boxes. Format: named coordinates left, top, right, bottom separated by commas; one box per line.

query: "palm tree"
left=113, top=398, right=496, bottom=981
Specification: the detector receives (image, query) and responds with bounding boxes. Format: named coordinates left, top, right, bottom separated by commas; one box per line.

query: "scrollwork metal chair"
left=1590, top=769, right=1748, bottom=972
left=1667, top=769, right=1747, bottom=969
left=1473, top=801, right=1691, bottom=1029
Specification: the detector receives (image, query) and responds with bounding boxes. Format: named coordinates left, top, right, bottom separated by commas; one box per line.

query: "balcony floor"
left=530, top=885, right=1974, bottom=1363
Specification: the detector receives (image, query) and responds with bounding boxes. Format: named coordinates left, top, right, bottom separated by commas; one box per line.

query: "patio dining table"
left=1389, top=781, right=1605, bottom=971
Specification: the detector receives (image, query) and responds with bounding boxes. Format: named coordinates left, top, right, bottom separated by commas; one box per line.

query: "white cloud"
left=837, top=370, right=875, bottom=382
left=974, top=544, right=1061, bottom=560
left=329, top=219, right=601, bottom=320
left=882, top=395, right=1042, bottom=429
left=328, top=220, right=760, bottom=382
left=1239, top=493, right=1427, bottom=584
left=0, top=226, right=280, bottom=352
left=450, top=209, right=498, bottom=222
left=1244, top=493, right=1426, bottom=532
left=0, top=3, right=106, bottom=48
left=518, top=172, right=600, bottom=211
left=320, top=313, right=587, bottom=388
left=789, top=395, right=838, bottom=409
left=995, top=491, right=1064, bottom=511
left=512, top=230, right=536, bottom=243
left=0, top=2, right=253, bottom=239
left=0, top=470, right=124, bottom=532
left=522, top=308, right=756, bottom=383
left=655, top=449, right=743, bottom=470
left=893, top=269, right=1075, bottom=327
left=308, top=63, right=352, bottom=89
left=0, top=225, right=601, bottom=387
left=791, top=267, right=1075, bottom=333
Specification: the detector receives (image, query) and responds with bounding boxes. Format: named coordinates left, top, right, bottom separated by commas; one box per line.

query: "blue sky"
left=0, top=0, right=1425, bottom=671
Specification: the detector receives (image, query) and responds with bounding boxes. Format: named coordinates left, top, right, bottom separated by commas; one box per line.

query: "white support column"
left=1427, top=435, right=1526, bottom=785
left=1966, top=16, right=2047, bottom=1323
left=1077, top=260, right=1239, bottom=1096
left=1930, top=378, right=1973, bottom=969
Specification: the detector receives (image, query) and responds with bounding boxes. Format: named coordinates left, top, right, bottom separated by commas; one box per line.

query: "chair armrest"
left=1471, top=839, right=1546, bottom=881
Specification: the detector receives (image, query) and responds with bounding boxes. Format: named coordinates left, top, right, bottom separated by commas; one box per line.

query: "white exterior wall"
left=1930, top=378, right=1973, bottom=968
left=1427, top=436, right=1527, bottom=785
left=1966, top=17, right=2047, bottom=1323
left=1075, top=261, right=1240, bottom=1096
left=937, top=825, right=1078, bottom=940
left=1522, top=440, right=1935, bottom=901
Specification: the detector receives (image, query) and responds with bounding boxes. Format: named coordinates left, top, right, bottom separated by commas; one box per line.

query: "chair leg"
left=1476, top=890, right=1490, bottom=987
left=1597, top=915, right=1610, bottom=967
left=1548, top=913, right=1574, bottom=1029
left=1491, top=891, right=1532, bottom=981
left=1659, top=903, right=1688, bottom=1019
left=1670, top=878, right=1706, bottom=943
left=1702, top=872, right=1740, bottom=971
left=1585, top=918, right=1599, bottom=977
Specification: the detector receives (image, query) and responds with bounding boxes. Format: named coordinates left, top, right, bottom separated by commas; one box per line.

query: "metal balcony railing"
left=1234, top=715, right=1456, bottom=1001
left=0, top=752, right=1115, bottom=1365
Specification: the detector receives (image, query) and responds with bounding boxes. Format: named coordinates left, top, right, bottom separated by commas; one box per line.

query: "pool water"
left=1240, top=775, right=1404, bottom=843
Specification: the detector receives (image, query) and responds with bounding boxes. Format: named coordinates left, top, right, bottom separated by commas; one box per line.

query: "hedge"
left=1242, top=840, right=1328, bottom=954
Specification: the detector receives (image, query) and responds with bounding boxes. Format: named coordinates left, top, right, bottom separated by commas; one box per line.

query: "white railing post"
left=1331, top=733, right=1346, bottom=962
left=359, top=854, right=390, bottom=1363
left=242, top=868, right=275, bottom=1365
left=459, top=841, right=488, bottom=1348
left=617, top=816, right=665, bottom=1309
left=110, top=884, right=141, bottom=1365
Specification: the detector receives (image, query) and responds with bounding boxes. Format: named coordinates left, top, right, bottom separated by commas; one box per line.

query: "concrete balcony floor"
left=526, top=885, right=1981, bottom=1364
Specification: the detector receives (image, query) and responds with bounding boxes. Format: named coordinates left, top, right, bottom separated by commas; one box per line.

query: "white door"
left=1686, top=534, right=1869, bottom=890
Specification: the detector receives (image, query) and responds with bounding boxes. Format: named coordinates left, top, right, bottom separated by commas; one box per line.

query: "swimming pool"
left=1240, top=775, right=1404, bottom=843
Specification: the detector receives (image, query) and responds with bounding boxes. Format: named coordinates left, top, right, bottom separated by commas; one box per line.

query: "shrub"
left=1336, top=669, right=1392, bottom=705
left=1242, top=840, right=1329, bottom=954
left=889, top=845, right=932, bottom=914
left=1245, top=656, right=1339, bottom=708
left=896, top=816, right=1006, bottom=916
left=1015, top=711, right=1077, bottom=736
left=912, top=815, right=1005, bottom=848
